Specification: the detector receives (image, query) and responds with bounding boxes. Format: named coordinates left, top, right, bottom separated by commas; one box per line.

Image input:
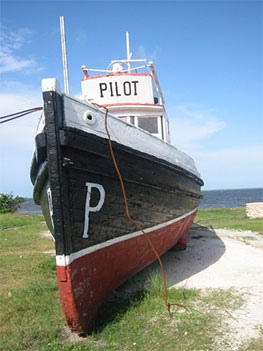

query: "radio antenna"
left=126, top=32, right=132, bottom=73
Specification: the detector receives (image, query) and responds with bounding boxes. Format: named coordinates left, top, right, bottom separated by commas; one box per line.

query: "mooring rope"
left=94, top=103, right=188, bottom=318
left=2, top=102, right=188, bottom=316
left=0, top=107, right=43, bottom=124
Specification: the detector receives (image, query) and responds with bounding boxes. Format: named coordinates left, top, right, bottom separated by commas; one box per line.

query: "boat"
left=30, top=31, right=203, bottom=333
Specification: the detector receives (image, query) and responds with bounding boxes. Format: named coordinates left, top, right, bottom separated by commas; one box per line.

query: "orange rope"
left=96, top=104, right=174, bottom=317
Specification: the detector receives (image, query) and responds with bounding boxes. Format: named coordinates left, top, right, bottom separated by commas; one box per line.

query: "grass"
left=0, top=212, right=262, bottom=350
left=195, top=208, right=263, bottom=234
left=239, top=328, right=263, bottom=351
left=0, top=214, right=65, bottom=351
left=0, top=214, right=56, bottom=292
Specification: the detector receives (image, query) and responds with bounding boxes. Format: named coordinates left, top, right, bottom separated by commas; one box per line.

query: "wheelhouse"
left=80, top=33, right=170, bottom=143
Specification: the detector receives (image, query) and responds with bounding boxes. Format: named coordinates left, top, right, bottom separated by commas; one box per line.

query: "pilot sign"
left=99, top=81, right=139, bottom=98
left=81, top=74, right=154, bottom=105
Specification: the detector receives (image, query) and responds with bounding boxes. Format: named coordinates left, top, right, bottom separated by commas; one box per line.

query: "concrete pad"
left=122, top=225, right=263, bottom=349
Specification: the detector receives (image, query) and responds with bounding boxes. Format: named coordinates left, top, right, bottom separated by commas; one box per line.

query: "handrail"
left=81, top=64, right=149, bottom=75
left=148, top=61, right=165, bottom=105
left=110, top=59, right=147, bottom=64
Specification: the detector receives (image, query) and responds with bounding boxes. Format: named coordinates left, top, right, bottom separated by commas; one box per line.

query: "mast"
left=60, top=16, right=70, bottom=95
left=126, top=32, right=131, bottom=73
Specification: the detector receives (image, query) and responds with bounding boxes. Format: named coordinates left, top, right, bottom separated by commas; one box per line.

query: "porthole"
left=83, top=110, right=96, bottom=125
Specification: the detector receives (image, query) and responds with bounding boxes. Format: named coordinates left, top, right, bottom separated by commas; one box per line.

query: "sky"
left=0, top=0, right=262, bottom=197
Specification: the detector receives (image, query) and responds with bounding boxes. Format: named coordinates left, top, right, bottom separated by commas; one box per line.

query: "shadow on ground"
left=118, top=224, right=226, bottom=290
left=87, top=224, right=225, bottom=334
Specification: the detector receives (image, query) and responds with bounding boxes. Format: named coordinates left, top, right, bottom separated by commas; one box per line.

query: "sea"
left=16, top=188, right=263, bottom=214
left=199, top=188, right=263, bottom=209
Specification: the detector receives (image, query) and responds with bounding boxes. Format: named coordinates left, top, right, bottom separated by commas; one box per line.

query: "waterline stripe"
left=56, top=208, right=197, bottom=266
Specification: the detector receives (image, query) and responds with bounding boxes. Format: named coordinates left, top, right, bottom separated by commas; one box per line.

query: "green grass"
left=0, top=212, right=262, bottom=350
left=0, top=214, right=56, bottom=292
left=239, top=328, right=263, bottom=351
left=0, top=214, right=65, bottom=351
left=195, top=208, right=263, bottom=234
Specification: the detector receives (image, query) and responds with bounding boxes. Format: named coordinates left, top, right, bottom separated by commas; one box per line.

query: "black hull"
left=30, top=80, right=203, bottom=333
left=31, top=103, right=201, bottom=254
left=31, top=89, right=202, bottom=256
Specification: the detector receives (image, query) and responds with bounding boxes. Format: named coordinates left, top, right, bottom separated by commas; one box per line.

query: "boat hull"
left=30, top=79, right=203, bottom=333
left=56, top=209, right=196, bottom=333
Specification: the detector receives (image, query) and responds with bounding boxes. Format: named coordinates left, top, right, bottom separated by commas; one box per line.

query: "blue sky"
left=0, top=0, right=262, bottom=197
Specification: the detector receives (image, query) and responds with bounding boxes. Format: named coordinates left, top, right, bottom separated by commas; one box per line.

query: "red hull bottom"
left=56, top=210, right=197, bottom=333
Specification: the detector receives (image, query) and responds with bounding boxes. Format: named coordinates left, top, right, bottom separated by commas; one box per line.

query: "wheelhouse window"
left=116, top=114, right=165, bottom=141
left=137, top=117, right=158, bottom=134
left=118, top=116, right=135, bottom=125
left=118, top=116, right=127, bottom=121
left=129, top=116, right=135, bottom=125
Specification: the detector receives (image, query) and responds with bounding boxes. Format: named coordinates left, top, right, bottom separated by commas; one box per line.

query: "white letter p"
left=82, top=182, right=105, bottom=239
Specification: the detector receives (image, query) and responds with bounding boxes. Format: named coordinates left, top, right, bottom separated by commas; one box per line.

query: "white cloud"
left=0, top=27, right=32, bottom=50
left=136, top=45, right=159, bottom=62
left=169, top=104, right=226, bottom=152
left=0, top=27, right=41, bottom=73
left=75, top=30, right=88, bottom=43
left=166, top=104, right=263, bottom=189
left=0, top=91, right=42, bottom=114
left=195, top=145, right=263, bottom=190
left=0, top=51, right=35, bottom=73
left=0, top=90, right=43, bottom=196
left=0, top=92, right=42, bottom=148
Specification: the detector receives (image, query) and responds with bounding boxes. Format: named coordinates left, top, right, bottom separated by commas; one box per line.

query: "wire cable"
left=0, top=107, right=43, bottom=124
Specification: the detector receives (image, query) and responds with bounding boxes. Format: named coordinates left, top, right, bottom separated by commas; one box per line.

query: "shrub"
left=0, top=193, right=25, bottom=213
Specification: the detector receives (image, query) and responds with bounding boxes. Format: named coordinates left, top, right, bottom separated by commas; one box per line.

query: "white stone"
left=246, top=202, right=263, bottom=219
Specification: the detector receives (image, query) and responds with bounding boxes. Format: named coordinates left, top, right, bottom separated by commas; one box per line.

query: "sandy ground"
left=177, top=225, right=263, bottom=349
left=131, top=225, right=263, bottom=349
left=43, top=225, right=263, bottom=348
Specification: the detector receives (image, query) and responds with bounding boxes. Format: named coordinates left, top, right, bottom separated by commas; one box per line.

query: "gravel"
left=165, top=225, right=263, bottom=348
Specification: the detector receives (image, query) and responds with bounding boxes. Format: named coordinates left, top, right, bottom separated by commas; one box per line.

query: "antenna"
left=60, top=16, right=70, bottom=94
left=126, top=32, right=132, bottom=73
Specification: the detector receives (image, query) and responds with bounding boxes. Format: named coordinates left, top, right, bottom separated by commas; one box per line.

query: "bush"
left=0, top=193, right=25, bottom=213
